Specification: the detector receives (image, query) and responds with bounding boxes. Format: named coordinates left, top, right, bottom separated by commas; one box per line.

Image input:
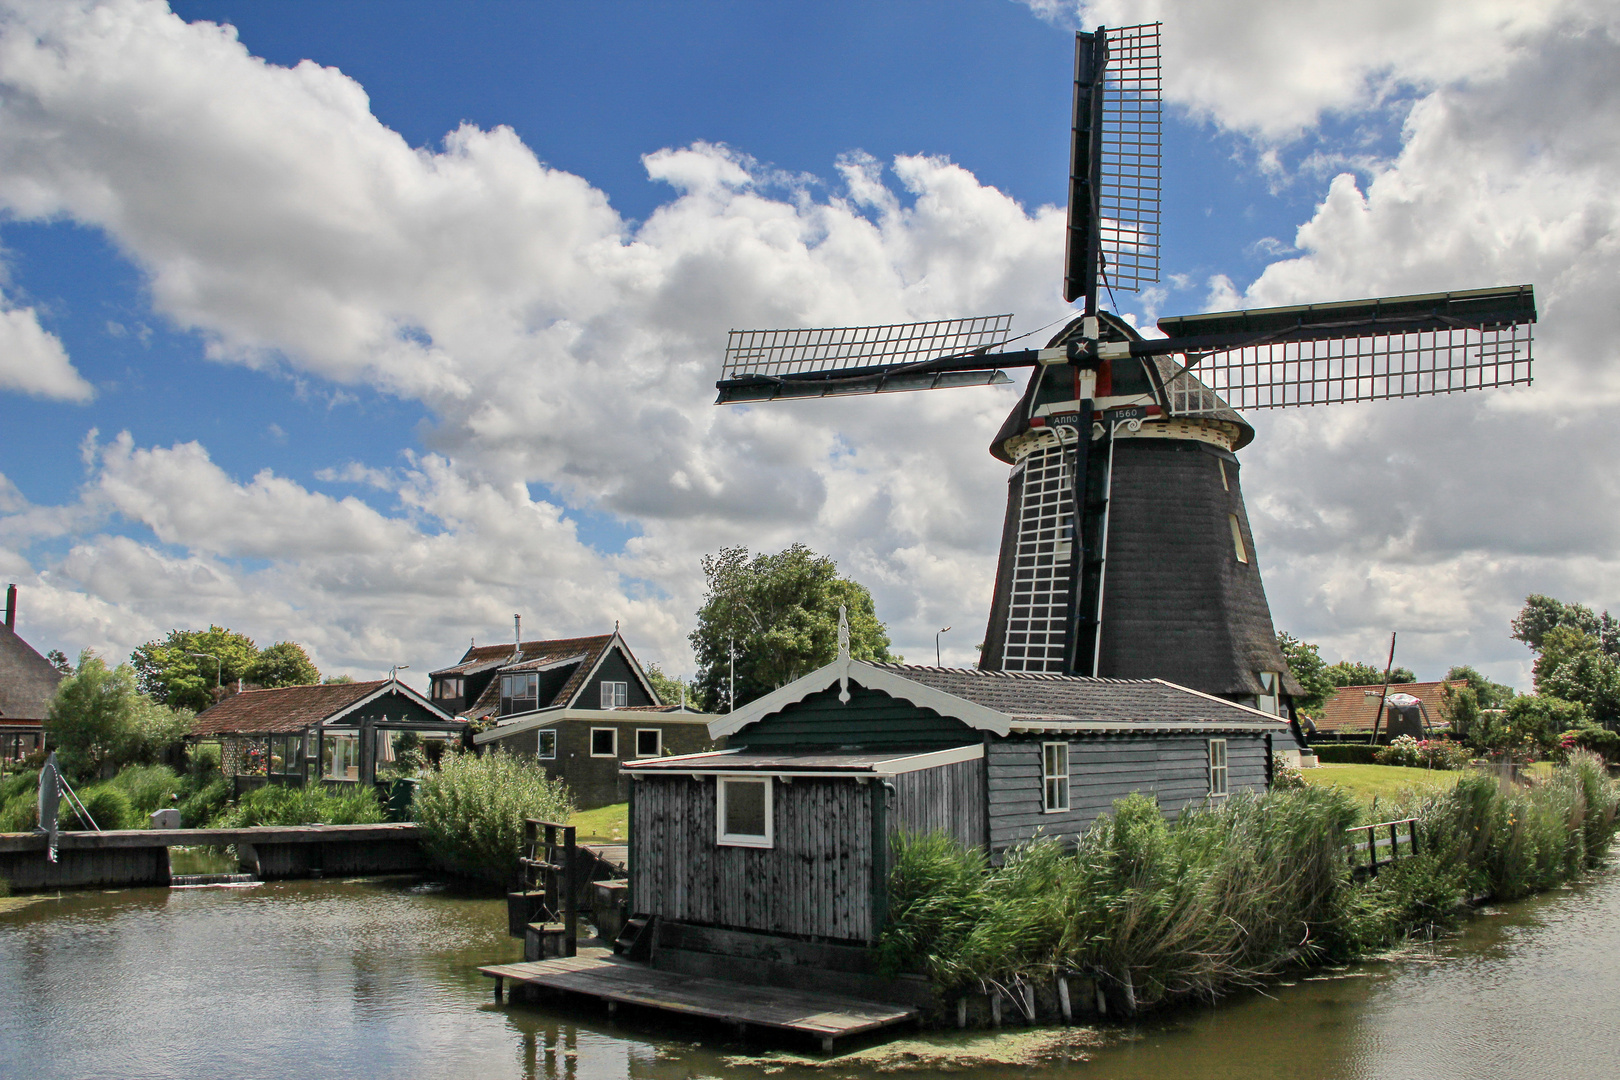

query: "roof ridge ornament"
left=837, top=605, right=851, bottom=704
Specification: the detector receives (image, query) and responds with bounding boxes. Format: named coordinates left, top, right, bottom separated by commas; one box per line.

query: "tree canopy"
left=46, top=651, right=194, bottom=781
left=1444, top=664, right=1516, bottom=710
left=131, top=627, right=320, bottom=711
left=689, top=544, right=893, bottom=713
left=1511, top=594, right=1619, bottom=657
left=1277, top=632, right=1333, bottom=717
left=1323, top=660, right=1416, bottom=688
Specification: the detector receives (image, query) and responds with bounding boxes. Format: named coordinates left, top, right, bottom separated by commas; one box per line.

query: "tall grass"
left=413, top=751, right=574, bottom=886
left=880, top=753, right=1620, bottom=1014
left=214, top=783, right=385, bottom=827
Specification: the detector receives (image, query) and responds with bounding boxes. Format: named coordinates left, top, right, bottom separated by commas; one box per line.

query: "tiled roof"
left=1315, top=680, right=1464, bottom=734
left=870, top=663, right=1286, bottom=728
left=0, top=625, right=62, bottom=724
left=456, top=635, right=614, bottom=720
left=190, top=680, right=459, bottom=735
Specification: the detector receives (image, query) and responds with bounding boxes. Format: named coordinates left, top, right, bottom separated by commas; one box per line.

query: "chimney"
left=513, top=614, right=522, bottom=658
left=4, top=584, right=14, bottom=631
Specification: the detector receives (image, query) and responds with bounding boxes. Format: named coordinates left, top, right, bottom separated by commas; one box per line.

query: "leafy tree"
left=323, top=674, right=355, bottom=684
left=1532, top=625, right=1620, bottom=728
left=45, top=651, right=194, bottom=781
left=1323, top=660, right=1416, bottom=688
left=131, top=627, right=259, bottom=711
left=1277, top=632, right=1333, bottom=717
left=45, top=649, right=73, bottom=675
left=246, top=641, right=321, bottom=688
left=643, top=663, right=689, bottom=708
left=1468, top=694, right=1586, bottom=760
left=1511, top=594, right=1618, bottom=658
left=690, top=544, right=893, bottom=713
left=1444, top=665, right=1516, bottom=710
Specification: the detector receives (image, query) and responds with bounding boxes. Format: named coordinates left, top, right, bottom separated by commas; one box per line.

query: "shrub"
left=178, top=776, right=231, bottom=827
left=107, top=764, right=185, bottom=817
left=1271, top=753, right=1307, bottom=789
left=187, top=742, right=222, bottom=782
left=75, top=785, right=138, bottom=830
left=413, top=751, right=574, bottom=886
left=1558, top=722, right=1620, bottom=763
left=0, top=791, right=38, bottom=831
left=1375, top=736, right=1472, bottom=770
left=1311, top=744, right=1382, bottom=765
left=215, top=783, right=385, bottom=828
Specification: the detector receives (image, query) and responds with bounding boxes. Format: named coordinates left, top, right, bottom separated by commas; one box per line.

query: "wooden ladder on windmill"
left=516, top=819, right=577, bottom=961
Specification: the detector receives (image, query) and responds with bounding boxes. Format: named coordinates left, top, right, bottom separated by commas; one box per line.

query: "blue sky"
left=1, top=0, right=1614, bottom=688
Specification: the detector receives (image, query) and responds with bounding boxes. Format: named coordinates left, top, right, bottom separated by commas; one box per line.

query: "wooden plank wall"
left=733, top=684, right=976, bottom=749
left=987, top=732, right=1270, bottom=856
left=632, top=776, right=875, bottom=942
left=888, top=757, right=987, bottom=850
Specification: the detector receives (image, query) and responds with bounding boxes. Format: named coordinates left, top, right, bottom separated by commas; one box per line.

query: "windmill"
left=712, top=24, right=1536, bottom=712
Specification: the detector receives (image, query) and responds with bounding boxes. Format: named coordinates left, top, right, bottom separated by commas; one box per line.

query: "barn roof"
left=711, top=654, right=1288, bottom=741
left=0, top=624, right=62, bottom=724
left=190, top=679, right=455, bottom=736
left=1314, top=680, right=1464, bottom=734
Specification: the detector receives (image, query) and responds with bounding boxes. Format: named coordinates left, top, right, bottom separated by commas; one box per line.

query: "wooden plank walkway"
left=480, top=949, right=916, bottom=1052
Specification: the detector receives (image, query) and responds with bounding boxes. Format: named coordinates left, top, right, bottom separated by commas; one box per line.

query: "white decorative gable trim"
left=707, top=659, right=1011, bottom=740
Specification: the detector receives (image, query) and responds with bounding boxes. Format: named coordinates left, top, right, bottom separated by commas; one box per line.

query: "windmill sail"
left=1064, top=23, right=1162, bottom=307
left=1151, top=285, right=1536, bottom=411
left=716, top=314, right=1016, bottom=402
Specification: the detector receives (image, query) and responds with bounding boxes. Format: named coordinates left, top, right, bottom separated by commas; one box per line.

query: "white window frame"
left=536, top=730, right=557, bottom=760
left=1229, top=514, right=1249, bottom=564
left=1209, top=738, right=1229, bottom=797
left=1257, top=671, right=1281, bottom=715
left=716, top=775, right=774, bottom=849
left=1042, top=741, right=1070, bottom=813
left=635, top=728, right=662, bottom=758
left=600, top=680, right=628, bottom=709
left=589, top=727, right=618, bottom=758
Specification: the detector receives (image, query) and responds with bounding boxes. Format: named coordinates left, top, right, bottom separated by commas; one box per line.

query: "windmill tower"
left=713, top=24, right=1536, bottom=713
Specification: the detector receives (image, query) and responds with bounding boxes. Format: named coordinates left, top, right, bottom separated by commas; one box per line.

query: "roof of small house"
left=190, top=679, right=456, bottom=736
left=434, top=632, right=659, bottom=720
left=623, top=743, right=982, bottom=777
left=1314, top=680, right=1464, bottom=734
left=0, top=623, right=62, bottom=724
left=711, top=655, right=1289, bottom=741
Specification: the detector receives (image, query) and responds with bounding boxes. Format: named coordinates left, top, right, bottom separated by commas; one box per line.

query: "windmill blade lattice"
left=721, top=315, right=1014, bottom=380
left=1098, top=22, right=1162, bottom=293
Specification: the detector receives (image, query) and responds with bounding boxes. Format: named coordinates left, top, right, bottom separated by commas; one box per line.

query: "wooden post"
left=956, top=997, right=968, bottom=1029
left=561, top=823, right=577, bottom=957
left=1057, top=976, right=1072, bottom=1024
left=1022, top=982, right=1036, bottom=1024
left=991, top=991, right=1002, bottom=1027
left=493, top=975, right=504, bottom=1003
left=820, top=1036, right=835, bottom=1054
left=1368, top=827, right=1378, bottom=873
left=1095, top=981, right=1107, bottom=1016
left=1390, top=821, right=1400, bottom=862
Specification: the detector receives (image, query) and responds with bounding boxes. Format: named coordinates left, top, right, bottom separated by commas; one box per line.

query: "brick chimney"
left=4, top=584, right=14, bottom=631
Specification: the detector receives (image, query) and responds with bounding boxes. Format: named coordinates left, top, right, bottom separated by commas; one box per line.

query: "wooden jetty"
left=481, top=948, right=917, bottom=1053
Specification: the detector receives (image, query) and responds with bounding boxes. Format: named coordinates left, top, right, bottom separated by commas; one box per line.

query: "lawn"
left=1300, top=762, right=1462, bottom=817
left=569, top=801, right=628, bottom=843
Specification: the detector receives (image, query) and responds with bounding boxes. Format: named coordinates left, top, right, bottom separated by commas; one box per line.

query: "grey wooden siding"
left=987, top=732, right=1270, bottom=854
left=734, top=684, right=976, bottom=749
left=632, top=775, right=876, bottom=943
left=889, top=757, right=987, bottom=850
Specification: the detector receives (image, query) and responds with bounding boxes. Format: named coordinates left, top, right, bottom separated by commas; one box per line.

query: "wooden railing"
left=1346, top=817, right=1419, bottom=876
left=518, top=819, right=577, bottom=956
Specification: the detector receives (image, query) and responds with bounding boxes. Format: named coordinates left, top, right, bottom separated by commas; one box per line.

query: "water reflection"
left=3, top=870, right=1619, bottom=1080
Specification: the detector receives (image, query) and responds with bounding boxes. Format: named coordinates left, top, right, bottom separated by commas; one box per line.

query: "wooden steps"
left=480, top=949, right=917, bottom=1053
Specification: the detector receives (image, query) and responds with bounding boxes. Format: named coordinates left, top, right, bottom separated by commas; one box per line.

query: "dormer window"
left=1257, top=671, right=1281, bottom=715
left=600, top=681, right=628, bottom=709
left=500, top=672, right=539, bottom=715
left=434, top=676, right=463, bottom=700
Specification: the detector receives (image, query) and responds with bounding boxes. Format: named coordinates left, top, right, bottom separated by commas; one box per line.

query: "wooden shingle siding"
left=734, top=684, right=976, bottom=750
left=632, top=776, right=876, bottom=943
left=888, top=758, right=987, bottom=850
left=987, top=732, right=1271, bottom=854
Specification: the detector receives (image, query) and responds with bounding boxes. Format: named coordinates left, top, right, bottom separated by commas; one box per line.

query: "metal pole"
left=1368, top=632, right=1397, bottom=746
left=187, top=651, right=220, bottom=689
left=936, top=626, right=951, bottom=667
left=728, top=637, right=735, bottom=713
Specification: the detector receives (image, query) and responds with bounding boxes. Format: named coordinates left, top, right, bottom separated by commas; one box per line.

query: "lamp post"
left=187, top=651, right=221, bottom=690
left=936, top=626, right=951, bottom=668
left=390, top=664, right=410, bottom=681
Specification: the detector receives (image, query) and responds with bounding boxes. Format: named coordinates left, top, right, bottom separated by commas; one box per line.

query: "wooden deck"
left=480, top=948, right=917, bottom=1052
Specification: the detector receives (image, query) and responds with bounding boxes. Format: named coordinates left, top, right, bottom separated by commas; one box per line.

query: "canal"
left=3, top=865, right=1619, bottom=1080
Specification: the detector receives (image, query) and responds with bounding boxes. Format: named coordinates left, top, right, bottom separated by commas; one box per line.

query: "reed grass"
left=880, top=752, right=1620, bottom=1015
left=214, top=783, right=385, bottom=828
left=412, top=751, right=574, bottom=886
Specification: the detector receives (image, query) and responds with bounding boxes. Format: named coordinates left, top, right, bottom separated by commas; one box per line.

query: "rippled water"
left=3, top=868, right=1619, bottom=1080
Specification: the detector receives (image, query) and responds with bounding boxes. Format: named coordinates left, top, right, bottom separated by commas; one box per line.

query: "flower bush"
left=1375, top=735, right=1473, bottom=770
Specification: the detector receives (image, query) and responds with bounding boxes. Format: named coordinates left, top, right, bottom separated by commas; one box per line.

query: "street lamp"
left=936, top=626, right=952, bottom=668
left=187, top=651, right=221, bottom=689
left=390, top=664, right=410, bottom=681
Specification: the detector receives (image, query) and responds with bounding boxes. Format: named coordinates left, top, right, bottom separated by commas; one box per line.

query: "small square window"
left=600, top=681, right=628, bottom=709
left=536, top=730, right=557, bottom=760
left=590, top=727, right=618, bottom=758
left=635, top=728, right=661, bottom=758
left=1209, top=738, right=1229, bottom=797
left=1042, top=742, right=1070, bottom=812
left=717, top=777, right=772, bottom=848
